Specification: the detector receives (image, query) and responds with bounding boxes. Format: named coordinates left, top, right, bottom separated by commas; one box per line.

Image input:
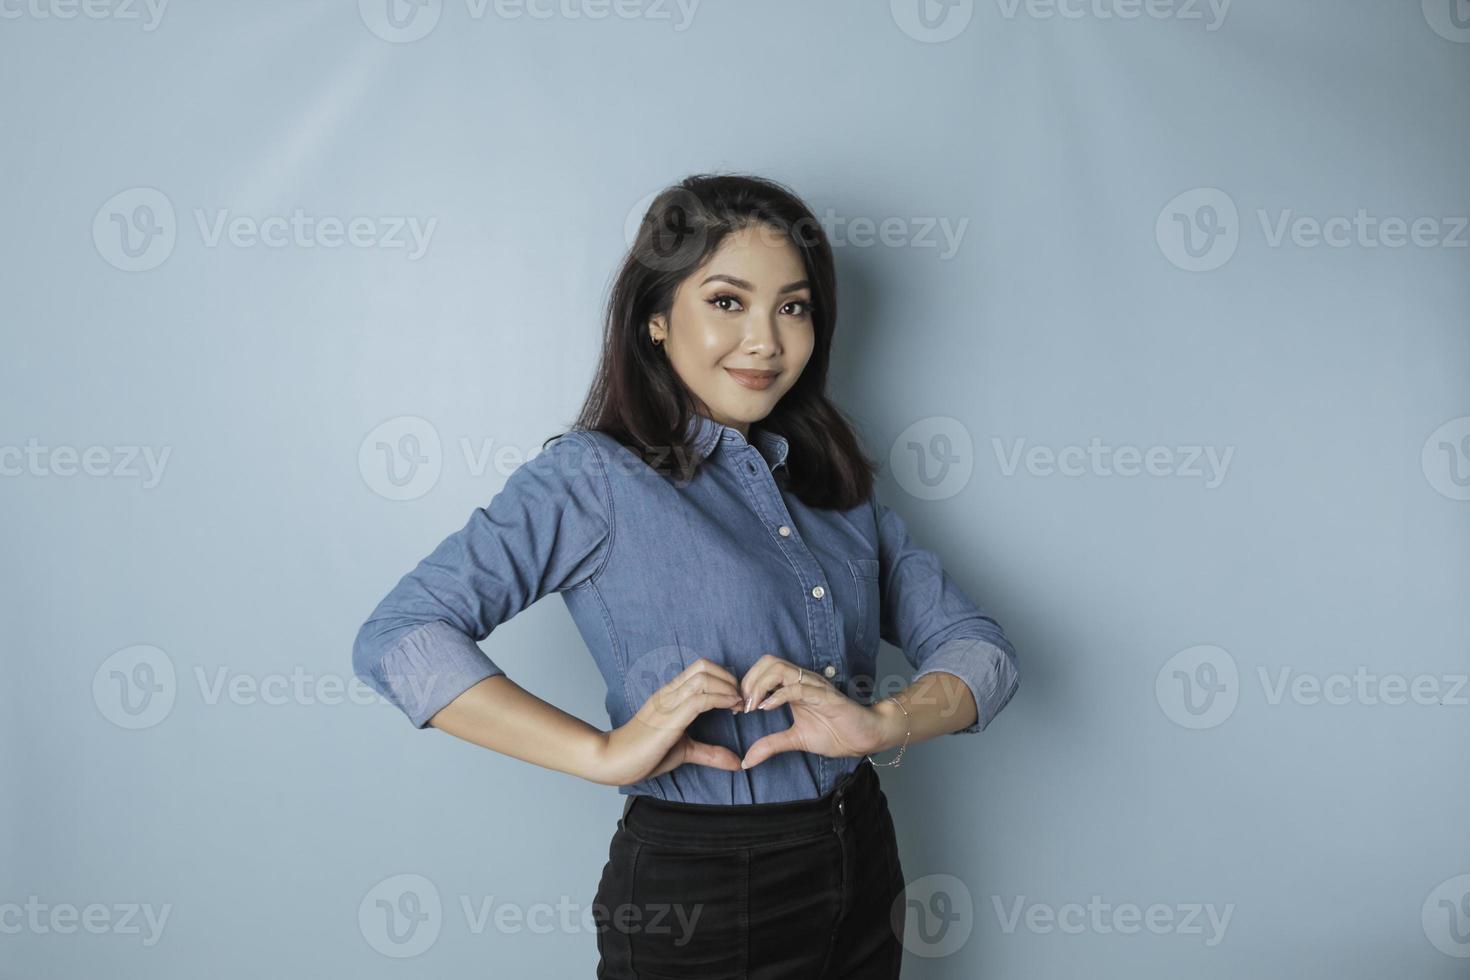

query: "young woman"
left=352, top=174, right=1020, bottom=978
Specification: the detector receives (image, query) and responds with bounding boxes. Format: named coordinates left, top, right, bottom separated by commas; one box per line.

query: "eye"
left=782, top=299, right=814, bottom=318
left=707, top=292, right=744, bottom=313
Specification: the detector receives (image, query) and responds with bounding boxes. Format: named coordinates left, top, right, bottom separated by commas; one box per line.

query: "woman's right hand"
left=593, top=658, right=745, bottom=786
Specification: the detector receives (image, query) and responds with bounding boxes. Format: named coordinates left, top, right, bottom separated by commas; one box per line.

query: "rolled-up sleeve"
left=872, top=489, right=1019, bottom=734
left=352, top=431, right=613, bottom=728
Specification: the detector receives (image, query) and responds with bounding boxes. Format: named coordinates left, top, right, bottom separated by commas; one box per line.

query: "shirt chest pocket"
left=845, top=558, right=881, bottom=653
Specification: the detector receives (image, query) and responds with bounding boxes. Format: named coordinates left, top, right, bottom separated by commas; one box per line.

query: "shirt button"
left=811, top=585, right=825, bottom=599
left=778, top=525, right=791, bottom=537
left=823, top=665, right=836, bottom=678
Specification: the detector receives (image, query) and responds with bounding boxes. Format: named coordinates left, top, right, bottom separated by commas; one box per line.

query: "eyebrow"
left=699, top=274, right=811, bottom=295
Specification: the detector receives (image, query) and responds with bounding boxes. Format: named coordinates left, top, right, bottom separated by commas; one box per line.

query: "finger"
left=678, top=657, right=740, bottom=690
left=654, top=736, right=743, bottom=778
left=673, top=676, right=743, bottom=718
left=739, top=653, right=780, bottom=695
left=676, top=672, right=740, bottom=700
left=647, top=746, right=680, bottom=781
left=642, top=679, right=740, bottom=729
left=755, top=680, right=822, bottom=712
left=683, top=738, right=743, bottom=771
left=745, top=659, right=811, bottom=712
left=654, top=672, right=738, bottom=714
left=738, top=654, right=790, bottom=707
left=741, top=725, right=804, bottom=769
left=673, top=662, right=741, bottom=712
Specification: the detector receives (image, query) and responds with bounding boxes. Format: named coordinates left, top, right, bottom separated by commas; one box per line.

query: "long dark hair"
left=554, top=173, right=876, bottom=511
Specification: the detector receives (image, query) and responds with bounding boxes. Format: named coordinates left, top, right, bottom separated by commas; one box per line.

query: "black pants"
left=592, top=758, right=905, bottom=979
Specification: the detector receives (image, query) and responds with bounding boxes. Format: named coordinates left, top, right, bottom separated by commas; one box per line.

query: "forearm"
left=866, top=670, right=978, bottom=753
left=425, top=674, right=613, bottom=784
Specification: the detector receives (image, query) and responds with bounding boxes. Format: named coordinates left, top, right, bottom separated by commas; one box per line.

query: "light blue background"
left=2, top=1, right=1467, bottom=976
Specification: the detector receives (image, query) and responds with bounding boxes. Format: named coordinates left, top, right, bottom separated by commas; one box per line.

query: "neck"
left=700, top=409, right=748, bottom=440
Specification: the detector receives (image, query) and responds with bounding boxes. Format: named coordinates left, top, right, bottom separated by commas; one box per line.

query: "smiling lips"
left=725, top=367, right=779, bottom=390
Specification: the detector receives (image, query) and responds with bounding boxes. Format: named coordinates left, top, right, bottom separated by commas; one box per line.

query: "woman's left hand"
left=736, top=654, right=887, bottom=768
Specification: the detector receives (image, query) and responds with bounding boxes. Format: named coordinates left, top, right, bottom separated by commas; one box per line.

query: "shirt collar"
left=682, top=412, right=790, bottom=473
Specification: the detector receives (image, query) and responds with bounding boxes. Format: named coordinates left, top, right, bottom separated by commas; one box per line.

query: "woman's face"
left=648, top=222, right=815, bottom=435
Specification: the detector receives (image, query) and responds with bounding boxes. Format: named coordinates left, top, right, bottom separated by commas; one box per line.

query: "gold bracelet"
left=866, top=696, right=910, bottom=768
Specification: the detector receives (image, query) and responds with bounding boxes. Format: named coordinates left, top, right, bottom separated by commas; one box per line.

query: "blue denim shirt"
left=352, top=412, right=1019, bottom=803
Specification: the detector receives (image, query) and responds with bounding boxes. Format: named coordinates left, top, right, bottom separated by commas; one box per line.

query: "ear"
left=647, top=314, right=667, bottom=346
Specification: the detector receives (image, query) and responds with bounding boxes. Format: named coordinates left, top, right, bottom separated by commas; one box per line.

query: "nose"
left=743, top=311, right=781, bottom=354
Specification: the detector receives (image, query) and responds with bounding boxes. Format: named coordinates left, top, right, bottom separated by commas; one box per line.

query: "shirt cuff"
left=366, top=620, right=505, bottom=729
left=911, top=634, right=1019, bottom=734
